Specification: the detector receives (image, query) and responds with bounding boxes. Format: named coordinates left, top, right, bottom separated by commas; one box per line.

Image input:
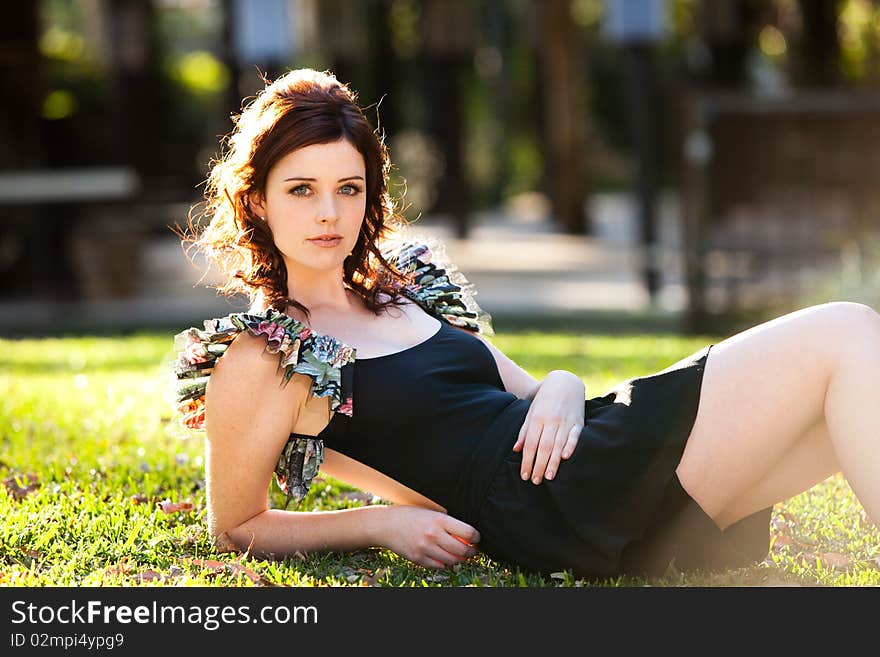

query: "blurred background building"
left=4, top=0, right=880, bottom=336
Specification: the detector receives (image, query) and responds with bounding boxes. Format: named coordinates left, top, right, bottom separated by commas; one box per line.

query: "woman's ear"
left=247, top=192, right=267, bottom=220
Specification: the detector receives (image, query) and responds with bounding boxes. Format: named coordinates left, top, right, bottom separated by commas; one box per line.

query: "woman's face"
left=253, top=138, right=367, bottom=274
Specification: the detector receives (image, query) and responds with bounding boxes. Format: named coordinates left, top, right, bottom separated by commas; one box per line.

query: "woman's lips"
left=308, top=237, right=342, bottom=247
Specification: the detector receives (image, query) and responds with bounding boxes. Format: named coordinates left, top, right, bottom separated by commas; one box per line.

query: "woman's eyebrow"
left=283, top=176, right=365, bottom=182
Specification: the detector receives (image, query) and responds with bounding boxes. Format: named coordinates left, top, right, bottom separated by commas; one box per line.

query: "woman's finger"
left=544, top=425, right=573, bottom=480
left=544, top=430, right=571, bottom=479
left=519, top=419, right=543, bottom=480
left=529, top=423, right=559, bottom=483
left=426, top=545, right=464, bottom=567
left=438, top=533, right=476, bottom=560
left=513, top=407, right=533, bottom=452
left=561, top=423, right=582, bottom=459
left=513, top=423, right=526, bottom=453
left=423, top=556, right=447, bottom=569
left=446, top=521, right=480, bottom=546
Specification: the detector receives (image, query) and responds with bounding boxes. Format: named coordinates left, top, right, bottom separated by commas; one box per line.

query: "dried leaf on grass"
left=21, top=548, right=43, bottom=565
left=771, top=534, right=795, bottom=549
left=800, top=551, right=852, bottom=571
left=771, top=533, right=817, bottom=552
left=130, top=569, right=166, bottom=583
left=157, top=499, right=193, bottom=514
left=101, top=558, right=181, bottom=584
left=101, top=556, right=273, bottom=585
left=185, top=558, right=274, bottom=586
left=362, top=567, right=390, bottom=587
left=4, top=473, right=40, bottom=500
left=816, top=552, right=852, bottom=571
left=213, top=531, right=241, bottom=554
left=340, top=565, right=388, bottom=585
left=102, top=559, right=133, bottom=577
left=772, top=509, right=798, bottom=527
left=774, top=532, right=853, bottom=571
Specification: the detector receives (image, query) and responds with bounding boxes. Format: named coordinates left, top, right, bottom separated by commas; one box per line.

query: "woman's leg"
left=709, top=416, right=839, bottom=528
left=675, top=301, right=880, bottom=531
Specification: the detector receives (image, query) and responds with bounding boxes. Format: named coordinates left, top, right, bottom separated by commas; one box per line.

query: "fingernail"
left=545, top=470, right=554, bottom=479
left=521, top=471, right=528, bottom=480
left=532, top=476, right=540, bottom=484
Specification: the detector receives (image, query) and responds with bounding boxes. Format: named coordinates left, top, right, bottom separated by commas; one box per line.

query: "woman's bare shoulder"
left=205, top=332, right=310, bottom=447
left=219, top=329, right=284, bottom=371
left=210, top=330, right=305, bottom=402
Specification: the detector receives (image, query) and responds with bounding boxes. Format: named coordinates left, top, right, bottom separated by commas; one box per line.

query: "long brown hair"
left=173, top=68, right=412, bottom=321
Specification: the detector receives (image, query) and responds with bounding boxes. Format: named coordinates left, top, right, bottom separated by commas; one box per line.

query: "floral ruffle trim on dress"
left=172, top=309, right=356, bottom=506
left=383, top=235, right=495, bottom=337
left=275, top=433, right=324, bottom=509
left=173, top=308, right=356, bottom=431
left=174, top=309, right=355, bottom=429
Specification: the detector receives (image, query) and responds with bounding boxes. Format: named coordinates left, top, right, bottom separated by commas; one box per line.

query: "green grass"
left=1, top=330, right=877, bottom=587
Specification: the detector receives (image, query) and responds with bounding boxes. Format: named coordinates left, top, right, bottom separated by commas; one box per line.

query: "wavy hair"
left=173, top=68, right=412, bottom=321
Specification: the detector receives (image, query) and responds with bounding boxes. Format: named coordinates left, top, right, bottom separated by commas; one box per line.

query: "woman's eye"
left=288, top=184, right=361, bottom=196
left=341, top=184, right=362, bottom=195
left=290, top=185, right=310, bottom=196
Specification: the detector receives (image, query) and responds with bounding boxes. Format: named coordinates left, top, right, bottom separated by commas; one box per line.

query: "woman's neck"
left=284, top=260, right=350, bottom=310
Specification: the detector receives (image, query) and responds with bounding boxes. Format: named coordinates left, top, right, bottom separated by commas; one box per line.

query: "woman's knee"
left=819, top=301, right=880, bottom=361
left=821, top=300, right=880, bottom=323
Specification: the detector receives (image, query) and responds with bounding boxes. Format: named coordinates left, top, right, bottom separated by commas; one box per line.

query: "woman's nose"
left=316, top=193, right=339, bottom=223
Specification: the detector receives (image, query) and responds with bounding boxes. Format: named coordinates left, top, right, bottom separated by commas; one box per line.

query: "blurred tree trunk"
left=314, top=1, right=398, bottom=149
left=105, top=0, right=161, bottom=187
left=0, top=3, right=44, bottom=298
left=318, top=0, right=368, bottom=100
left=537, top=0, right=590, bottom=235
left=365, top=0, right=398, bottom=139
left=0, top=3, right=44, bottom=168
left=624, top=42, right=662, bottom=301
left=483, top=0, right=512, bottom=207
left=219, top=0, right=242, bottom=117
left=794, top=0, right=841, bottom=87
left=419, top=0, right=475, bottom=240
left=869, top=0, right=880, bottom=85
left=695, top=0, right=767, bottom=88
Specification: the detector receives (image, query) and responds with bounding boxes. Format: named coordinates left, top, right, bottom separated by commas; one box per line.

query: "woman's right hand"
left=382, top=506, right=481, bottom=570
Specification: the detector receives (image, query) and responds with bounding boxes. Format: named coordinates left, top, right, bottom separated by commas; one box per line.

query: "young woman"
left=172, top=68, right=879, bottom=580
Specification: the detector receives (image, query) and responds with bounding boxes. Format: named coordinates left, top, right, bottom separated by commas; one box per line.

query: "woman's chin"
left=283, top=254, right=348, bottom=275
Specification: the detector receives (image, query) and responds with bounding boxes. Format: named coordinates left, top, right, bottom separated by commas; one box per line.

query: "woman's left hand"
left=513, top=370, right=585, bottom=485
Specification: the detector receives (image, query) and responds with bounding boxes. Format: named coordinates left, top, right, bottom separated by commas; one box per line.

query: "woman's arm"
left=458, top=326, right=582, bottom=400
left=205, top=330, right=385, bottom=554
left=320, top=449, right=447, bottom=512
left=204, top=331, right=480, bottom=567
left=463, top=329, right=541, bottom=400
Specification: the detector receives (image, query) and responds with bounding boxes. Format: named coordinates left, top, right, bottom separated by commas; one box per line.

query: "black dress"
left=305, top=319, right=773, bottom=579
